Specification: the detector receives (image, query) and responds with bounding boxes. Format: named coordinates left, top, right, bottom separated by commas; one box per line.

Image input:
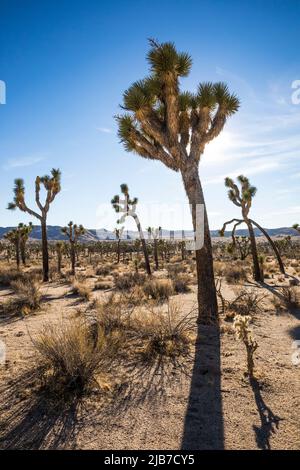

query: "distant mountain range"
left=0, top=225, right=299, bottom=242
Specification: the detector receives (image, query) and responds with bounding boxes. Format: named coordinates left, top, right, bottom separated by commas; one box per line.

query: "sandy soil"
left=0, top=278, right=299, bottom=450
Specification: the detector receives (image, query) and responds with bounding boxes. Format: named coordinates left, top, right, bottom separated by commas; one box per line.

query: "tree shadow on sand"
left=0, top=351, right=193, bottom=449
left=250, top=377, right=281, bottom=450
left=181, top=323, right=223, bottom=450
left=0, top=369, right=83, bottom=449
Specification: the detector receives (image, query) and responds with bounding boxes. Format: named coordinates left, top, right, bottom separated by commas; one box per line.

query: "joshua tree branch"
left=220, top=218, right=243, bottom=236
left=249, top=219, right=285, bottom=274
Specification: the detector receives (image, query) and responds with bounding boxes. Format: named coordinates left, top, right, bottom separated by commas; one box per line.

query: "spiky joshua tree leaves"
left=111, top=184, right=151, bottom=275
left=220, top=175, right=285, bottom=281
left=61, top=221, right=85, bottom=275
left=8, top=169, right=61, bottom=281
left=116, top=40, right=240, bottom=322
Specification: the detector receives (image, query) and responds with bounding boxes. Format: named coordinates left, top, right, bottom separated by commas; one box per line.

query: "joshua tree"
left=114, top=226, right=124, bottom=263
left=61, top=222, right=85, bottom=275
left=18, top=222, right=33, bottom=265
left=4, top=228, right=21, bottom=269
left=220, top=175, right=285, bottom=281
left=116, top=40, right=239, bottom=321
left=111, top=184, right=151, bottom=275
left=147, top=226, right=161, bottom=269
left=8, top=169, right=61, bottom=281
left=292, top=223, right=300, bottom=234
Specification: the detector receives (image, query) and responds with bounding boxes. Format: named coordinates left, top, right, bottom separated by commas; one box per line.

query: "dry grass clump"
left=143, top=278, right=174, bottom=302
left=216, top=280, right=264, bottom=321
left=93, top=293, right=134, bottom=336
left=224, top=265, right=247, bottom=284
left=114, top=272, right=146, bottom=290
left=134, top=303, right=196, bottom=361
left=0, top=278, right=42, bottom=317
left=172, top=273, right=191, bottom=293
left=94, top=280, right=114, bottom=290
left=272, top=286, right=300, bottom=313
left=95, top=263, right=115, bottom=276
left=0, top=268, right=25, bottom=286
left=71, top=280, right=91, bottom=301
left=33, top=318, right=114, bottom=400
left=214, top=261, right=225, bottom=277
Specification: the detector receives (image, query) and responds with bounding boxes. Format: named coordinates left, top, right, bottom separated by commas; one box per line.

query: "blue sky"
left=0, top=0, right=300, bottom=231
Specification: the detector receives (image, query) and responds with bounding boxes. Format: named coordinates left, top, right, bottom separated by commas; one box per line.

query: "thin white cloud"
left=203, top=161, right=281, bottom=186
left=96, top=127, right=112, bottom=134
left=3, top=156, right=45, bottom=170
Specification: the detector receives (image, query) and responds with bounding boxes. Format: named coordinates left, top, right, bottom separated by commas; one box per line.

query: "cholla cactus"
left=234, top=314, right=258, bottom=378
left=220, top=175, right=285, bottom=281
left=111, top=184, right=151, bottom=275
left=61, top=221, right=85, bottom=275
left=8, top=169, right=61, bottom=281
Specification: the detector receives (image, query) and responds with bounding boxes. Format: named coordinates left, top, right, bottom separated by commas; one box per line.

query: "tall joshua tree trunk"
left=154, top=238, right=159, bottom=270
left=15, top=240, right=20, bottom=270
left=41, top=218, right=49, bottom=282
left=70, top=241, right=76, bottom=276
left=250, top=219, right=285, bottom=275
left=245, top=219, right=261, bottom=282
left=182, top=165, right=217, bottom=321
left=133, top=214, right=151, bottom=276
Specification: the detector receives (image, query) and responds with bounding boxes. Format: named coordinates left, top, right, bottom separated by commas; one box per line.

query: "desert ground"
left=0, top=239, right=299, bottom=450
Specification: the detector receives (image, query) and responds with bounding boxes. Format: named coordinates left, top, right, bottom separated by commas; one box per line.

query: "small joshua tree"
left=220, top=175, right=285, bottom=282
left=4, top=228, right=21, bottom=269
left=18, top=222, right=33, bottom=265
left=234, top=314, right=258, bottom=378
left=114, top=226, right=124, bottom=263
left=147, top=226, right=161, bottom=270
left=111, top=184, right=151, bottom=275
left=8, top=169, right=61, bottom=281
left=61, top=222, right=85, bottom=275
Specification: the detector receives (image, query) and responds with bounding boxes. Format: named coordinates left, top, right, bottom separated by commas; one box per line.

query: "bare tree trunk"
left=41, top=219, right=49, bottom=282
left=15, top=241, right=20, bottom=270
left=117, top=239, right=120, bottom=263
left=133, top=215, right=151, bottom=276
left=154, top=239, right=159, bottom=270
left=182, top=164, right=218, bottom=323
left=20, top=242, right=26, bottom=265
left=70, top=242, right=76, bottom=275
left=245, top=220, right=262, bottom=282
left=250, top=219, right=285, bottom=275
left=57, top=252, right=62, bottom=274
